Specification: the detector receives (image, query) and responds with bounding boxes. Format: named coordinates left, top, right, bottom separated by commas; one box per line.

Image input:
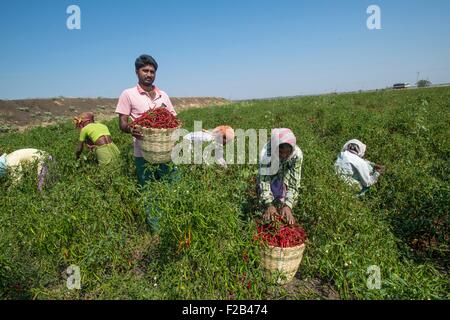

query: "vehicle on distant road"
left=393, top=83, right=411, bottom=89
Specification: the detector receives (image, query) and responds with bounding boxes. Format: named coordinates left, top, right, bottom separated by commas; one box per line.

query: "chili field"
left=0, top=87, right=449, bottom=299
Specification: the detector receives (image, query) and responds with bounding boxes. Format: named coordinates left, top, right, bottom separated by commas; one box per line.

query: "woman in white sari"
left=183, top=125, right=235, bottom=168
left=334, top=139, right=385, bottom=195
left=0, top=148, right=53, bottom=191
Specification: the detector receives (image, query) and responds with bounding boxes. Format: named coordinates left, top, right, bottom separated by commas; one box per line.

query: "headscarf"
left=73, top=112, right=94, bottom=128
left=342, top=139, right=366, bottom=158
left=260, top=128, right=297, bottom=164
left=212, top=125, right=235, bottom=144
left=271, top=128, right=297, bottom=157
left=259, top=128, right=300, bottom=176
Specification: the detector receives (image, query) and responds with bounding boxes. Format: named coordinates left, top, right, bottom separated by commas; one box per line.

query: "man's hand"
left=263, top=205, right=277, bottom=222
left=374, top=164, right=386, bottom=174
left=280, top=205, right=296, bottom=225
left=119, top=114, right=143, bottom=139
left=130, top=125, right=144, bottom=140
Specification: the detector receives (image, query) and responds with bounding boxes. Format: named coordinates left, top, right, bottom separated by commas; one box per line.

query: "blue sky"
left=0, top=0, right=449, bottom=100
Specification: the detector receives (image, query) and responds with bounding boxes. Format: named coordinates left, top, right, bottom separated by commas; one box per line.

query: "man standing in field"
left=116, top=54, right=177, bottom=186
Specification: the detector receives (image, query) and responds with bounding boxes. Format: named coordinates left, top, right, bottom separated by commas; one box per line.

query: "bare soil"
left=0, top=96, right=230, bottom=132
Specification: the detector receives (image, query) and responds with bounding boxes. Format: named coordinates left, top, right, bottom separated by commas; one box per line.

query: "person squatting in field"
left=74, top=112, right=120, bottom=166
left=0, top=148, right=53, bottom=191
left=334, top=139, right=385, bottom=196
left=115, top=54, right=178, bottom=186
left=257, top=128, right=303, bottom=225
left=183, top=125, right=235, bottom=168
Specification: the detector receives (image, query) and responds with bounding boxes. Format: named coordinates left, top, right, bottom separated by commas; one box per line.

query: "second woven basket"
left=260, top=243, right=306, bottom=285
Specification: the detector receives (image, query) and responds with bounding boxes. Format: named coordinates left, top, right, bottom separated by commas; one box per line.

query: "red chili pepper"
left=242, top=251, right=249, bottom=263
left=131, top=107, right=181, bottom=129
left=254, top=213, right=307, bottom=248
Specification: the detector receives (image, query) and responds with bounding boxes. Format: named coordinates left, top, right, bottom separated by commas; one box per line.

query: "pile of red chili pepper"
left=254, top=214, right=307, bottom=248
left=131, top=107, right=181, bottom=129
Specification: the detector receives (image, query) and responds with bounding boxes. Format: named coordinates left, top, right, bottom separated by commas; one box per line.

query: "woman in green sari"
left=74, top=112, right=120, bottom=166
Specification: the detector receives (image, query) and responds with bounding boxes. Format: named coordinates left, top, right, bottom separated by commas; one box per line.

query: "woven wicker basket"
left=260, top=243, right=306, bottom=285
left=137, top=125, right=180, bottom=163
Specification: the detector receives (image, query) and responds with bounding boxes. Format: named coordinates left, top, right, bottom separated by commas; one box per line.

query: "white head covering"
left=342, top=139, right=366, bottom=158
left=271, top=128, right=296, bottom=147
left=271, top=128, right=297, bottom=159
left=260, top=128, right=298, bottom=166
left=0, top=153, right=8, bottom=177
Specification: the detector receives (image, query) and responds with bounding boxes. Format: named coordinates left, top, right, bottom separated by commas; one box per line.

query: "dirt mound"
left=0, top=96, right=230, bottom=132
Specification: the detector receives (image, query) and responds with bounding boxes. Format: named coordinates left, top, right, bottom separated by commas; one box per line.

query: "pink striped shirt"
left=115, top=85, right=177, bottom=157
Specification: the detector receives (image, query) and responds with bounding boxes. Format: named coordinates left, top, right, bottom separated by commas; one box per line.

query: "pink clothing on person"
left=115, top=85, right=177, bottom=157
left=271, top=128, right=296, bottom=147
left=212, top=126, right=235, bottom=144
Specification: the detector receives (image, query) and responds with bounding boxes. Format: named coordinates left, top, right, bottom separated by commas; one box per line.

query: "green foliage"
left=0, top=87, right=449, bottom=299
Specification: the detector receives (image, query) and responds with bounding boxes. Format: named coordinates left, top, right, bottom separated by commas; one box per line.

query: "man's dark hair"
left=135, top=54, right=158, bottom=71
